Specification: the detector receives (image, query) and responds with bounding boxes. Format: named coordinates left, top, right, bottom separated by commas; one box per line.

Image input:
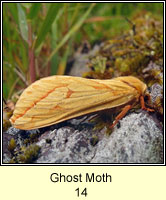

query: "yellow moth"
left=10, top=75, right=152, bottom=130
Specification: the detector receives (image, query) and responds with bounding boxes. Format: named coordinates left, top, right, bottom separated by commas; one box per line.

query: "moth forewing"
left=10, top=76, right=147, bottom=130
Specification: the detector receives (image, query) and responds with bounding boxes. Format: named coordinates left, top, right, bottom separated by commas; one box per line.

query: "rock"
left=91, top=112, right=163, bottom=163
left=69, top=45, right=100, bottom=77
left=2, top=133, right=14, bottom=163
left=35, top=126, right=98, bottom=163
left=34, top=111, right=163, bottom=163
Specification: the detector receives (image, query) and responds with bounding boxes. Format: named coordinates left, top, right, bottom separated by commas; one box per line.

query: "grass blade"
left=27, top=3, right=41, bottom=19
left=44, top=3, right=96, bottom=66
left=17, top=3, right=28, bottom=42
left=35, top=3, right=61, bottom=49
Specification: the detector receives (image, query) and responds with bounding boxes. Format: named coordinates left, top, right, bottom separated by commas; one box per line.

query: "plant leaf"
left=27, top=3, right=41, bottom=19
left=17, top=3, right=28, bottom=42
left=35, top=3, right=61, bottom=49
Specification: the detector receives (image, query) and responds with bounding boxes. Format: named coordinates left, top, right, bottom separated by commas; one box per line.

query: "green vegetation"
left=18, top=144, right=41, bottom=163
left=9, top=144, right=41, bottom=164
left=85, top=12, right=163, bottom=80
left=3, top=3, right=163, bottom=101
left=8, top=138, right=16, bottom=153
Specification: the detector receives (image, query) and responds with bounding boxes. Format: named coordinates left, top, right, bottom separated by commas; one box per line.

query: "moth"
left=10, top=76, right=153, bottom=130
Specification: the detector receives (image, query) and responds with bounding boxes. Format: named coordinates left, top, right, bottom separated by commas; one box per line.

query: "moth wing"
left=10, top=76, right=136, bottom=130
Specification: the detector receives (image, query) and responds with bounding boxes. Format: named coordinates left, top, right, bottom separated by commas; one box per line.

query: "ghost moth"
left=10, top=75, right=153, bottom=130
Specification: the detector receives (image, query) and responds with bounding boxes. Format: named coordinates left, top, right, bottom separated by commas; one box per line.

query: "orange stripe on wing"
left=66, top=88, right=74, bottom=98
left=12, top=84, right=68, bottom=123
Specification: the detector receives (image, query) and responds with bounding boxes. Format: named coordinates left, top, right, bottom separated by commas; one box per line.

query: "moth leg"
left=140, top=96, right=154, bottom=112
left=110, top=105, right=132, bottom=129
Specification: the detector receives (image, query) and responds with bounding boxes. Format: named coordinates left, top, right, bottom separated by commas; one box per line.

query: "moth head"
left=117, top=76, right=147, bottom=95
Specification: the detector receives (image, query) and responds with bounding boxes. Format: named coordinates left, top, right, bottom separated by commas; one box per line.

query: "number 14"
left=75, top=188, right=87, bottom=197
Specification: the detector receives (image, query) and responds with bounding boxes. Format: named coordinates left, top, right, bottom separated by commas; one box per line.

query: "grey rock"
left=35, top=126, right=98, bottom=163
left=5, top=127, right=21, bottom=135
left=69, top=45, right=100, bottom=77
left=150, top=83, right=163, bottom=104
left=2, top=133, right=14, bottom=163
left=35, top=111, right=163, bottom=164
left=91, top=112, right=163, bottom=163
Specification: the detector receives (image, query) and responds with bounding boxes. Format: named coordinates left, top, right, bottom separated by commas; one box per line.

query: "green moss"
left=18, top=145, right=41, bottom=163
left=3, top=119, right=11, bottom=132
left=8, top=138, right=16, bottom=153
left=3, top=107, right=13, bottom=131
left=90, top=56, right=107, bottom=73
left=9, top=158, right=16, bottom=163
left=86, top=11, right=163, bottom=80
